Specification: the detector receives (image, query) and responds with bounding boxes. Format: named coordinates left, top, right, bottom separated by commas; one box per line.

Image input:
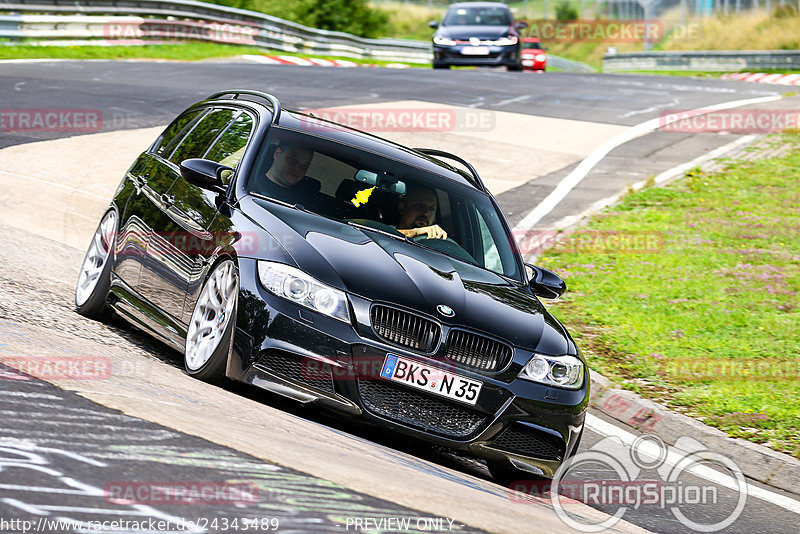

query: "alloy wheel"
left=185, top=261, right=238, bottom=371
left=75, top=210, right=116, bottom=307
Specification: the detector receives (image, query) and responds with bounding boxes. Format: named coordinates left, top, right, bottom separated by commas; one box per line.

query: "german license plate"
left=380, top=354, right=482, bottom=406
left=462, top=46, right=489, bottom=55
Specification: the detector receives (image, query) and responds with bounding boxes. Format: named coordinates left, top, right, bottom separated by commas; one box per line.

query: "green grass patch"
left=0, top=42, right=422, bottom=67
left=542, top=134, right=800, bottom=458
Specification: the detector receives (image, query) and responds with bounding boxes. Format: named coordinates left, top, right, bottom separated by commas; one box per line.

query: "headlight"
left=257, top=261, right=350, bottom=323
left=519, top=354, right=584, bottom=389
left=433, top=36, right=456, bottom=46
left=535, top=53, right=546, bottom=62
left=490, top=36, right=518, bottom=46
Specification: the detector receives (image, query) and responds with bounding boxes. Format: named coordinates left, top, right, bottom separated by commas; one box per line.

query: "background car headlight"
left=519, top=354, right=584, bottom=389
left=535, top=53, right=546, bottom=62
left=257, top=261, right=350, bottom=323
left=433, top=36, right=456, bottom=46
left=490, top=36, right=518, bottom=46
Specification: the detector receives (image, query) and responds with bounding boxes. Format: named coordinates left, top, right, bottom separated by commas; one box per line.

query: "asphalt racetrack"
left=1, top=60, right=799, bottom=533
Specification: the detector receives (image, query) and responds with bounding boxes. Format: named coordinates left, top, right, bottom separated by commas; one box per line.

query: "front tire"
left=184, top=259, right=238, bottom=384
left=75, top=209, right=116, bottom=320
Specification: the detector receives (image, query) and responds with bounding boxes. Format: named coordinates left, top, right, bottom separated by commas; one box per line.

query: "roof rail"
left=414, top=148, right=487, bottom=192
left=207, top=90, right=282, bottom=124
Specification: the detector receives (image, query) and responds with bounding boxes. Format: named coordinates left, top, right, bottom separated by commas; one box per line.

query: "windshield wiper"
left=346, top=221, right=410, bottom=242
left=249, top=191, right=311, bottom=211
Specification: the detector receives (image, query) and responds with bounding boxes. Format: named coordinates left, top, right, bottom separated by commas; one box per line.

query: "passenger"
left=395, top=184, right=448, bottom=240
left=260, top=142, right=316, bottom=205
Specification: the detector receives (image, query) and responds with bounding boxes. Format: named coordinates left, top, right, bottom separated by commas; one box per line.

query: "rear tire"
left=75, top=209, right=116, bottom=320
left=184, top=259, right=238, bottom=384
left=433, top=64, right=451, bottom=69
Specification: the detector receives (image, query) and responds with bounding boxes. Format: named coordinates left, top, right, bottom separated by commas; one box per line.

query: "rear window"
left=152, top=109, right=204, bottom=157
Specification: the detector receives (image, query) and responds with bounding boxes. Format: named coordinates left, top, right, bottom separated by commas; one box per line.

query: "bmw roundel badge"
left=437, top=304, right=455, bottom=317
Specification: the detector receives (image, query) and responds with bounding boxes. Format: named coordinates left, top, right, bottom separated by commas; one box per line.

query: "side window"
left=168, top=108, right=237, bottom=166
left=477, top=210, right=503, bottom=273
left=204, top=113, right=254, bottom=183
left=153, top=109, right=204, bottom=157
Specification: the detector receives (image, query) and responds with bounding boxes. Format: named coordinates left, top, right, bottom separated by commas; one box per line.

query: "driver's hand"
left=399, top=224, right=447, bottom=240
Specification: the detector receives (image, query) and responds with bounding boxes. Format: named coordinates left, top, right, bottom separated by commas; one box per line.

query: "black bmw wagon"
left=75, top=90, right=588, bottom=481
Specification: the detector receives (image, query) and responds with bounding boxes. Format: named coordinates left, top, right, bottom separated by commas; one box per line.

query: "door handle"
left=130, top=174, right=147, bottom=193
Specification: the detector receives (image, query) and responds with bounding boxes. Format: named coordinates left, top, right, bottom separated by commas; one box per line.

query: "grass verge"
left=542, top=134, right=800, bottom=458
left=0, top=42, right=422, bottom=67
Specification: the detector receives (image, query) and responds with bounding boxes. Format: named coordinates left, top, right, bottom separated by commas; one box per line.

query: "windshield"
left=443, top=6, right=512, bottom=26
left=522, top=41, right=543, bottom=50
left=244, top=127, right=521, bottom=280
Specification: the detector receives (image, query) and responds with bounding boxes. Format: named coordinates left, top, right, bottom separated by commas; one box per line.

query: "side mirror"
left=428, top=20, right=439, bottom=29
left=515, top=21, right=528, bottom=30
left=526, top=263, right=566, bottom=299
left=180, top=158, right=231, bottom=194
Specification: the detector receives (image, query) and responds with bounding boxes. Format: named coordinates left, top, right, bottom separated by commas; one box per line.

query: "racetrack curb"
left=589, top=371, right=800, bottom=497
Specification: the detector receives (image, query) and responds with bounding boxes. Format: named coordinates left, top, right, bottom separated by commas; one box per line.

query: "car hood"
left=243, top=196, right=572, bottom=353
left=437, top=25, right=512, bottom=41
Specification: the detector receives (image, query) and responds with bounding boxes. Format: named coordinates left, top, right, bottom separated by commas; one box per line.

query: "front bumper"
left=522, top=56, right=546, bottom=71
left=228, top=259, right=587, bottom=477
left=433, top=44, right=520, bottom=67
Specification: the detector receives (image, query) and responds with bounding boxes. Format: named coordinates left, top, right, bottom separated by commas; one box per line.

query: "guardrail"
left=0, top=0, right=597, bottom=72
left=0, top=0, right=432, bottom=63
left=603, top=50, right=800, bottom=72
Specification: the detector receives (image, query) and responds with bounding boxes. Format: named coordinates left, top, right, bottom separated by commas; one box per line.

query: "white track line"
left=586, top=414, right=800, bottom=515
left=512, top=94, right=782, bottom=231
left=547, top=134, right=757, bottom=231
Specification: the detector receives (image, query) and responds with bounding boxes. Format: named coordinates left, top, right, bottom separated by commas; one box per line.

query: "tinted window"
left=168, top=108, right=237, bottom=166
left=245, top=128, right=521, bottom=280
left=204, top=112, right=254, bottom=183
left=523, top=41, right=543, bottom=50
left=153, top=109, right=204, bottom=157
left=443, top=6, right=512, bottom=26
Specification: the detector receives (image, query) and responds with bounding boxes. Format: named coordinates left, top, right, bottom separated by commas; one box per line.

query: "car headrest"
left=295, top=176, right=321, bottom=195
left=335, top=179, right=363, bottom=202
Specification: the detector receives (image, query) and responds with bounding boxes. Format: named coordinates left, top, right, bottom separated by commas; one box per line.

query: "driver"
left=396, top=184, right=448, bottom=240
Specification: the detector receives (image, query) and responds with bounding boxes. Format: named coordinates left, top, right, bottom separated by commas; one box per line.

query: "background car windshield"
left=245, top=127, right=521, bottom=280
left=523, top=41, right=543, bottom=49
left=443, top=7, right=512, bottom=26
